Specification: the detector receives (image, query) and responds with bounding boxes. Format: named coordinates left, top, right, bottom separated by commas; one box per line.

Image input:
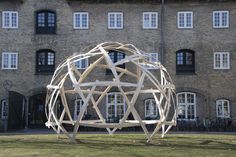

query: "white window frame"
left=143, top=12, right=158, bottom=29
left=1, top=100, right=8, bottom=119
left=73, top=99, right=87, bottom=120
left=213, top=11, right=229, bottom=28
left=213, top=52, right=230, bottom=69
left=143, top=53, right=159, bottom=69
left=73, top=12, right=89, bottom=29
left=177, top=92, right=196, bottom=120
left=145, top=99, right=158, bottom=118
left=106, top=92, right=126, bottom=120
left=177, top=11, right=193, bottom=29
left=108, top=12, right=123, bottom=29
left=2, top=52, right=18, bottom=70
left=2, top=11, right=18, bottom=29
left=216, top=99, right=230, bottom=118
left=74, top=58, right=89, bottom=69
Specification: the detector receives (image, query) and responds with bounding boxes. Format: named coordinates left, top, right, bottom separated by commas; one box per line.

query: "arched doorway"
left=8, top=91, right=25, bottom=130
left=28, top=93, right=47, bottom=128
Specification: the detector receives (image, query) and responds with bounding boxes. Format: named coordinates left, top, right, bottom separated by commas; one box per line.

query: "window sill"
left=35, top=72, right=54, bottom=75
left=176, top=72, right=196, bottom=76
left=35, top=33, right=57, bottom=35
left=177, top=119, right=196, bottom=121
left=213, top=27, right=229, bottom=29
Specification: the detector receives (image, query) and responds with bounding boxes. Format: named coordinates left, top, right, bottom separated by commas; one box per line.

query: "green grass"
left=0, top=133, right=235, bottom=157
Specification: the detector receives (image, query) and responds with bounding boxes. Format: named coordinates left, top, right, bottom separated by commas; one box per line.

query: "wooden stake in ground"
left=45, top=42, right=177, bottom=143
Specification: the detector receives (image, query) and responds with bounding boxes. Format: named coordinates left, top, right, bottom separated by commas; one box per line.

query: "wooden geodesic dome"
left=45, top=42, right=177, bottom=143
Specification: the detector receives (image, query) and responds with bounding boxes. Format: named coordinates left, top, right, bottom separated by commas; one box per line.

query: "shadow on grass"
left=0, top=134, right=235, bottom=153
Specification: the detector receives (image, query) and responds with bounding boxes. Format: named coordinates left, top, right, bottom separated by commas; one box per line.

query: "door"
left=28, top=93, right=46, bottom=128
left=8, top=91, right=25, bottom=130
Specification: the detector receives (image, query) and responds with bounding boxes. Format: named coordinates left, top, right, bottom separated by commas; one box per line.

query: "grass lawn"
left=0, top=133, right=235, bottom=157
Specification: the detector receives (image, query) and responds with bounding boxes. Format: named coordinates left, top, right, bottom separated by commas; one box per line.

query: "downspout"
left=160, top=0, right=165, bottom=64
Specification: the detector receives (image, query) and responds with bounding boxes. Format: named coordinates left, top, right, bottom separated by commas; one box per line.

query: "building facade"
left=0, top=0, right=235, bottom=131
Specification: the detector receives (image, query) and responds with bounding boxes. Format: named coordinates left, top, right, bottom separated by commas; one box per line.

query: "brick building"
left=0, top=0, right=235, bottom=131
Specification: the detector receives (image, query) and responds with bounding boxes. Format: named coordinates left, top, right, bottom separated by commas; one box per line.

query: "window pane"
left=222, top=53, right=229, bottom=68
left=3, top=54, right=9, bottom=68
left=117, top=105, right=124, bottom=118
left=215, top=53, right=221, bottom=68
left=116, top=14, right=122, bottom=28
left=178, top=94, right=185, bottom=103
left=38, top=13, right=45, bottom=27
left=11, top=54, right=17, bottom=68
left=109, top=52, right=115, bottom=62
left=145, top=99, right=157, bottom=117
left=150, top=53, right=158, bottom=63
left=177, top=52, right=183, bottom=65
left=1, top=101, right=8, bottom=119
left=4, top=12, right=10, bottom=27
left=222, top=12, right=228, bottom=26
left=108, top=94, right=115, bottom=103
left=117, top=53, right=124, bottom=61
left=47, top=52, right=54, bottom=65
left=151, top=13, right=157, bottom=27
left=38, top=52, right=46, bottom=65
left=187, top=105, right=195, bottom=119
left=178, top=105, right=186, bottom=119
left=186, top=13, right=192, bottom=27
left=186, top=52, right=193, bottom=65
left=143, top=14, right=150, bottom=28
left=109, top=14, right=115, bottom=28
left=75, top=14, right=81, bottom=27
left=81, top=14, right=87, bottom=27
left=11, top=12, right=17, bottom=27
left=48, top=12, right=55, bottom=27
left=179, top=13, right=185, bottom=27
left=187, top=93, right=194, bottom=103
left=217, top=103, right=223, bottom=116
left=108, top=105, right=115, bottom=118
left=214, top=12, right=220, bottom=27
left=223, top=101, right=229, bottom=117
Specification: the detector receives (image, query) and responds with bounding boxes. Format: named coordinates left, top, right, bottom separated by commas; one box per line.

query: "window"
left=36, top=10, right=56, bottom=34
left=1, top=100, right=8, bottom=119
left=143, top=12, right=158, bottom=29
left=74, top=58, right=88, bottom=69
left=145, top=99, right=159, bottom=118
left=107, top=50, right=125, bottom=74
left=177, top=92, right=196, bottom=120
left=2, top=11, right=18, bottom=28
left=108, top=12, right=123, bottom=29
left=143, top=53, right=158, bottom=69
left=176, top=49, right=195, bottom=74
left=73, top=12, right=89, bottom=29
left=106, top=93, right=125, bottom=122
left=213, top=11, right=229, bottom=28
left=36, top=50, right=55, bottom=73
left=214, top=52, right=230, bottom=69
left=216, top=99, right=230, bottom=118
left=2, top=52, right=18, bottom=69
left=74, top=99, right=87, bottom=120
left=177, top=11, right=193, bottom=28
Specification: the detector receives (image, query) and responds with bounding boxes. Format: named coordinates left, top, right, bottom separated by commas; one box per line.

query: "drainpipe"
left=160, top=0, right=165, bottom=64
